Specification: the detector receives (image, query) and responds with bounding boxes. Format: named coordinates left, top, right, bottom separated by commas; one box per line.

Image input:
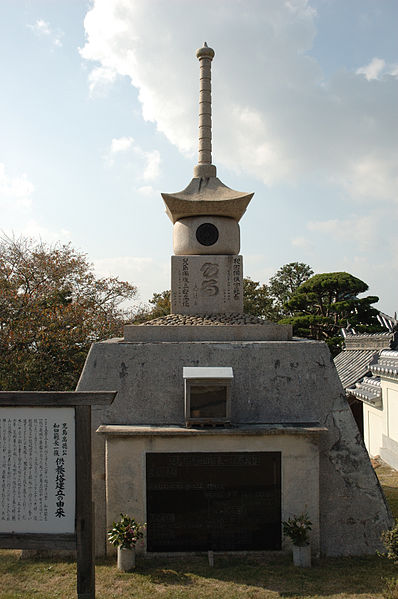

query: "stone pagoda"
left=163, top=42, right=251, bottom=316
left=77, top=44, right=392, bottom=558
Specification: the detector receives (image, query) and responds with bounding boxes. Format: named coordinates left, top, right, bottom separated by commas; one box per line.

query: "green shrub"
left=381, top=520, right=398, bottom=563
left=282, top=512, right=312, bottom=547
left=107, top=513, right=146, bottom=549
left=382, top=577, right=398, bottom=599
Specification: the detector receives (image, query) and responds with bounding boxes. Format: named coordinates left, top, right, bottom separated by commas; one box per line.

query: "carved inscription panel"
left=171, top=255, right=243, bottom=314
left=146, top=452, right=281, bottom=552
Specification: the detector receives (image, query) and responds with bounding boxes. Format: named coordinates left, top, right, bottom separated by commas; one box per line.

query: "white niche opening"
left=183, top=367, right=233, bottom=427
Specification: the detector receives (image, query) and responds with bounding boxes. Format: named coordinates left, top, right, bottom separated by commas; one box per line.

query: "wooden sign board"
left=0, top=391, right=116, bottom=599
left=0, top=407, right=76, bottom=534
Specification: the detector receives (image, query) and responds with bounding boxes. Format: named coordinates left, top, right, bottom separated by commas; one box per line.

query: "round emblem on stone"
left=196, top=223, right=219, bottom=246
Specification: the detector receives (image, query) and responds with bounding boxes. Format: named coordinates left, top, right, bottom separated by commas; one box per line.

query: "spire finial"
left=194, top=43, right=216, bottom=178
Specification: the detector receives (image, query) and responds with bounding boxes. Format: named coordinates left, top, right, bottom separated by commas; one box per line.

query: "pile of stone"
left=139, top=313, right=270, bottom=326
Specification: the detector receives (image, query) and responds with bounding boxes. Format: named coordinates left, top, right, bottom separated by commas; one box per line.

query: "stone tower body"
left=77, top=44, right=392, bottom=557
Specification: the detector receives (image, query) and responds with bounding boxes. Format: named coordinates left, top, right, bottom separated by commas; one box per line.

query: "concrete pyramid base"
left=77, top=335, right=392, bottom=557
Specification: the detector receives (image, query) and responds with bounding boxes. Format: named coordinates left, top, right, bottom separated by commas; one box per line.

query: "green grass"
left=1, top=551, right=397, bottom=599
left=376, top=461, right=398, bottom=519
left=1, top=461, right=397, bottom=599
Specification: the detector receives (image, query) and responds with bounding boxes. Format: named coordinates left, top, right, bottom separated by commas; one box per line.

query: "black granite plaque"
left=146, top=452, right=281, bottom=552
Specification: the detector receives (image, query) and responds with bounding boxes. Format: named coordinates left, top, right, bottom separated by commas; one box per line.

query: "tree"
left=131, top=266, right=382, bottom=356
left=268, top=262, right=314, bottom=318
left=280, top=272, right=382, bottom=355
left=134, top=290, right=171, bottom=323
left=243, top=278, right=277, bottom=320
left=134, top=279, right=279, bottom=323
left=0, top=235, right=137, bottom=390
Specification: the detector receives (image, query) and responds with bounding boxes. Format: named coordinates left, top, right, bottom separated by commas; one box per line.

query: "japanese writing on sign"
left=0, top=407, right=75, bottom=534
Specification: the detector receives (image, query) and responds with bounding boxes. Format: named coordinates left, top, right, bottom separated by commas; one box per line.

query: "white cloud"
left=142, top=149, right=160, bottom=181
left=291, top=236, right=313, bottom=251
left=356, top=57, right=386, bottom=81
left=33, top=19, right=51, bottom=35
left=1, top=219, right=72, bottom=245
left=0, top=164, right=72, bottom=244
left=12, top=221, right=71, bottom=243
left=300, top=207, right=398, bottom=315
left=88, top=66, right=117, bottom=96
left=356, top=57, right=398, bottom=81
left=339, top=155, right=398, bottom=202
left=0, top=163, right=34, bottom=211
left=307, top=214, right=381, bottom=251
left=110, top=136, right=134, bottom=153
left=80, top=0, right=397, bottom=204
left=106, top=138, right=161, bottom=180
left=28, top=19, right=63, bottom=47
left=137, top=185, right=156, bottom=196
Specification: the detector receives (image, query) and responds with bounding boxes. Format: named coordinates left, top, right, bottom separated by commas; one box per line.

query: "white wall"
left=363, top=378, right=398, bottom=468
left=386, top=386, right=398, bottom=443
left=103, top=430, right=321, bottom=557
left=364, top=406, right=383, bottom=457
left=379, top=379, right=398, bottom=469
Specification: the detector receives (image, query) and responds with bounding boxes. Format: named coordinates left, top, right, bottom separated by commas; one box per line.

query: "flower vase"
left=292, top=544, right=311, bottom=567
left=117, top=546, right=136, bottom=571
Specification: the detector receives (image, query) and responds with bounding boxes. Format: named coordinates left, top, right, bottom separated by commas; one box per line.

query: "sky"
left=1, top=0, right=397, bottom=314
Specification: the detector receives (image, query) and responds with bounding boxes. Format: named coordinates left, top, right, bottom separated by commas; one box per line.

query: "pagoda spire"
left=194, top=42, right=216, bottom=178
left=161, top=44, right=253, bottom=225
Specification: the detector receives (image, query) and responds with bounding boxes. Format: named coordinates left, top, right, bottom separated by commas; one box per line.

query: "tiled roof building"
left=334, top=317, right=398, bottom=469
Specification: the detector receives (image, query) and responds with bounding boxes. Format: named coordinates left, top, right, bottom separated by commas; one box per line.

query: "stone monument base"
left=124, top=314, right=291, bottom=342
left=77, top=336, right=393, bottom=558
